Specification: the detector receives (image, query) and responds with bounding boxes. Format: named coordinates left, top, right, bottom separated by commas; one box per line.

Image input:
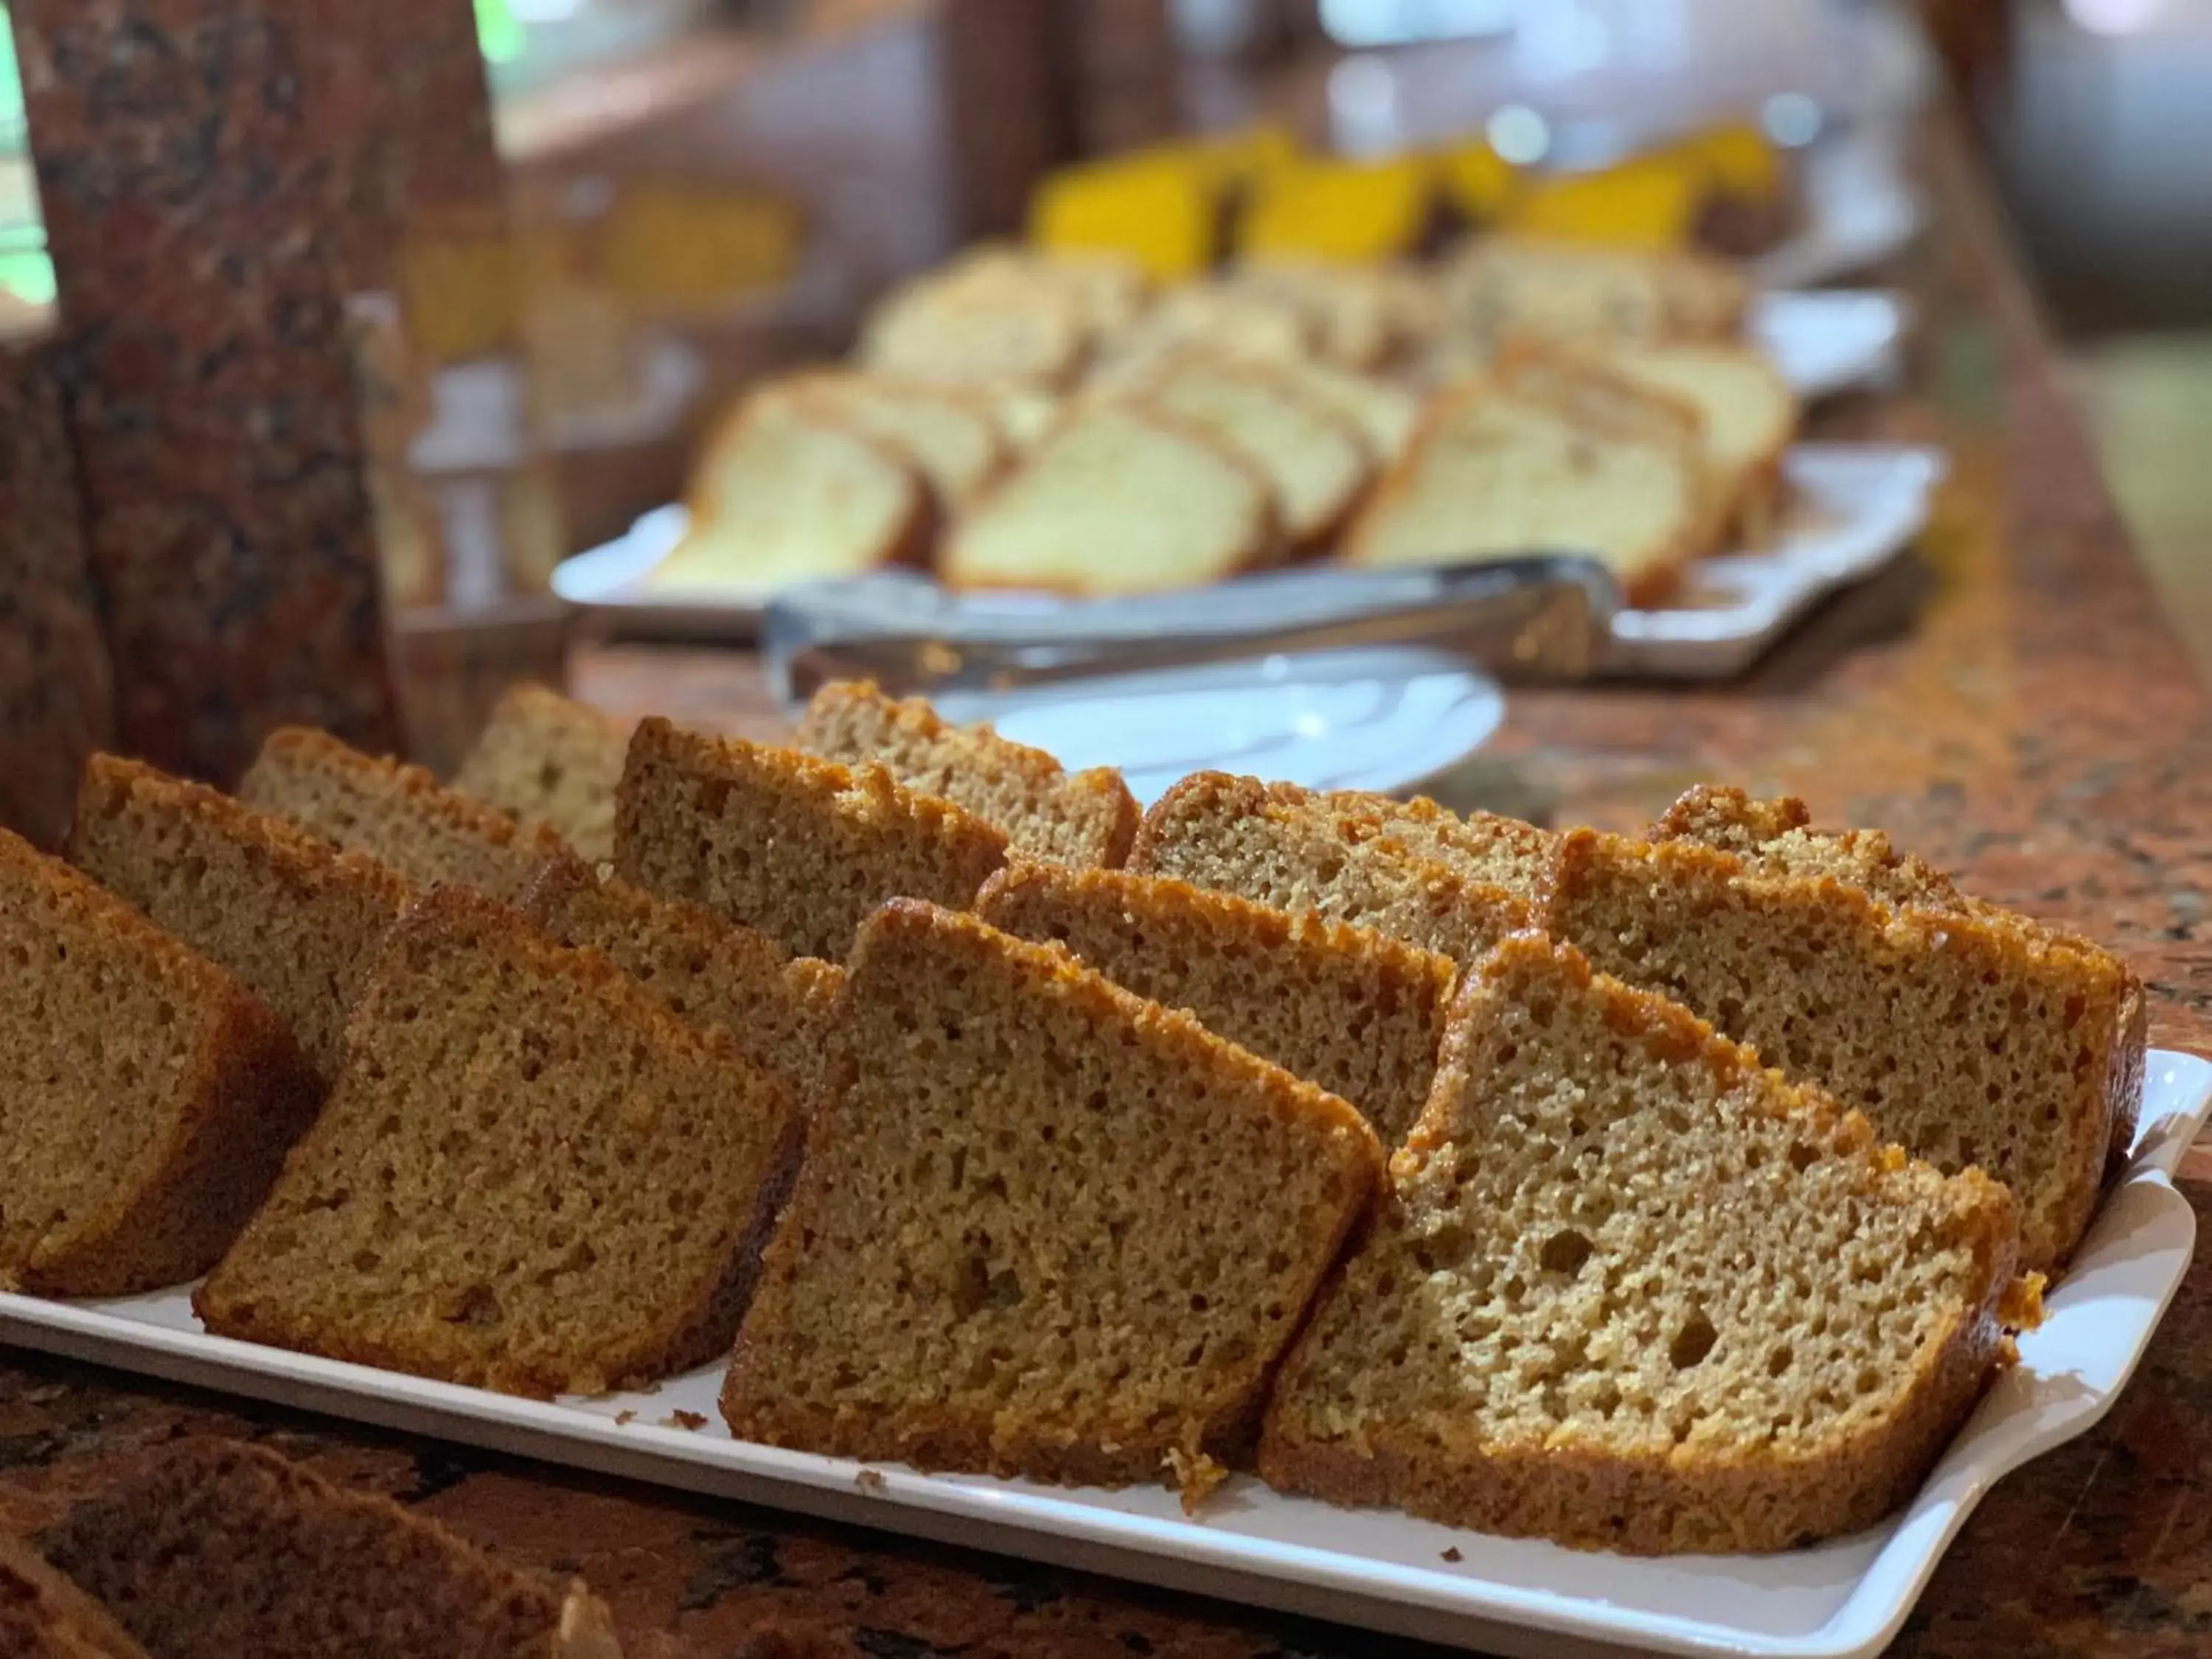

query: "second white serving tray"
left=552, top=442, right=1942, bottom=687
left=1, top=1051, right=2203, bottom=1659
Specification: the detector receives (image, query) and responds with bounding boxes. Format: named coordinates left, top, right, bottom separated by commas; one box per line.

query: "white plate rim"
left=0, top=1051, right=2202, bottom=1659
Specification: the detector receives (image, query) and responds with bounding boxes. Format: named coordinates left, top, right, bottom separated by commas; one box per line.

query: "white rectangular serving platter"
left=2, top=1051, right=2205, bottom=1659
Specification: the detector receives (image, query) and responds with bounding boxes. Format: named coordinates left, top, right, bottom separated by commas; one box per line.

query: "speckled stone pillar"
left=11, top=0, right=401, bottom=786
left=0, top=331, right=114, bottom=849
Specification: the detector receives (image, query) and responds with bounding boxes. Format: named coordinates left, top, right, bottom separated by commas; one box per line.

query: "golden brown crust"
left=1258, top=932, right=2023, bottom=1554
left=1649, top=787, right=2149, bottom=1192
left=0, top=828, right=321, bottom=1297
left=1127, top=771, right=1537, bottom=964
left=240, top=726, right=570, bottom=902
left=69, top=752, right=413, bottom=1082
left=1540, top=827, right=2128, bottom=1274
left=976, top=860, right=1458, bottom=1144
left=0, top=1534, right=150, bottom=1659
left=722, top=899, right=1383, bottom=1490
left=196, top=885, right=799, bottom=1398
left=613, top=718, right=1009, bottom=961
left=794, top=681, right=1140, bottom=869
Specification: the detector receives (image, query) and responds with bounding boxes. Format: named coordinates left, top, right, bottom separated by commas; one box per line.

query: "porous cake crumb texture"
left=69, top=753, right=411, bottom=1082
left=614, top=718, right=1007, bottom=961
left=1260, top=933, right=2021, bottom=1554
left=1543, top=829, right=2132, bottom=1273
left=722, top=901, right=1382, bottom=1490
left=451, top=683, right=634, bottom=863
left=240, top=726, right=566, bottom=902
left=977, top=862, right=1455, bottom=1144
left=1129, top=772, right=1531, bottom=964
left=525, top=855, right=843, bottom=1110
left=196, top=887, right=799, bottom=1397
left=0, top=828, right=319, bottom=1295
left=796, top=680, right=1138, bottom=869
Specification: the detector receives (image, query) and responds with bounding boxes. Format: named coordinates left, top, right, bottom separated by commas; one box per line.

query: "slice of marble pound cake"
left=1542, top=827, right=2138, bottom=1275
left=0, top=829, right=320, bottom=1296
left=976, top=861, right=1457, bottom=1146
left=196, top=887, right=801, bottom=1397
left=38, top=1440, right=622, bottom=1658
left=1259, top=934, right=2030, bottom=1554
left=721, top=901, right=1383, bottom=1498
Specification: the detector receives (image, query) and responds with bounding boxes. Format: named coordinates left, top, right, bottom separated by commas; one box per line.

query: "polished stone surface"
left=4, top=116, right=2210, bottom=1657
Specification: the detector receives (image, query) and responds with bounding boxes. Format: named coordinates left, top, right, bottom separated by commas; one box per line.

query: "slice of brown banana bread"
left=69, top=754, right=411, bottom=1083
left=721, top=901, right=1383, bottom=1495
left=1541, top=827, right=2135, bottom=1274
left=239, top=726, right=566, bottom=902
left=1651, top=784, right=2148, bottom=1178
left=0, top=828, right=319, bottom=1296
left=1127, top=771, right=1530, bottom=964
left=1259, top=933, right=2027, bottom=1554
left=976, top=861, right=1456, bottom=1144
left=794, top=680, right=1139, bottom=868
left=195, top=886, right=801, bottom=1397
left=451, top=682, right=633, bottom=863
left=524, top=854, right=843, bottom=1111
left=613, top=717, right=1007, bottom=961
left=36, top=1440, right=622, bottom=1658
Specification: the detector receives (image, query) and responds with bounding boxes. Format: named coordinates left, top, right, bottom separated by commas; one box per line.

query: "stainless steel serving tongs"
left=760, top=556, right=1620, bottom=709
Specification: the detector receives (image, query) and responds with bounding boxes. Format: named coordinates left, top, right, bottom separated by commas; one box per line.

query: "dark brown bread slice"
left=37, top=1440, right=622, bottom=1658
left=976, top=862, right=1456, bottom=1145
left=0, top=828, right=319, bottom=1296
left=196, top=887, right=801, bottom=1397
left=614, top=717, right=1008, bottom=961
left=1127, top=771, right=1529, bottom=964
left=524, top=854, right=844, bottom=1110
left=68, top=754, right=411, bottom=1083
left=1259, top=933, right=2026, bottom=1554
left=0, top=1535, right=150, bottom=1659
left=1652, top=784, right=2148, bottom=1175
left=239, top=726, right=567, bottom=902
left=795, top=680, right=1139, bottom=868
left=451, top=682, right=633, bottom=863
left=722, top=901, right=1384, bottom=1494
left=1542, top=828, right=2133, bottom=1274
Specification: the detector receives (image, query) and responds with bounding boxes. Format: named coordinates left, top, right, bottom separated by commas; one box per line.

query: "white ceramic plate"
left=2, top=1054, right=2202, bottom=1659
left=1610, top=442, right=1945, bottom=678
left=1749, top=290, right=1909, bottom=401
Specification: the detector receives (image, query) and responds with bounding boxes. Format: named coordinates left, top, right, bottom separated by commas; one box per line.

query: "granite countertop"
left=4, top=116, right=2209, bottom=1658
